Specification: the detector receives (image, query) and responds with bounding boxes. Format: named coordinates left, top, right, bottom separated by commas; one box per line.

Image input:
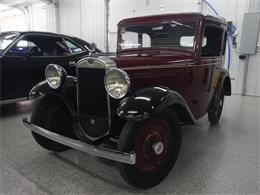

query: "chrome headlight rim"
left=104, top=68, right=130, bottom=99
left=45, top=64, right=67, bottom=89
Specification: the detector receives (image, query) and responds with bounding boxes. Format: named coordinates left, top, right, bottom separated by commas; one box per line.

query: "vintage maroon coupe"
left=23, top=13, right=231, bottom=188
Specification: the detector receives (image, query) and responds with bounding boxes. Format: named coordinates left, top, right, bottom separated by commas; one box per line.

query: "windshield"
left=0, top=32, right=19, bottom=53
left=119, top=20, right=198, bottom=52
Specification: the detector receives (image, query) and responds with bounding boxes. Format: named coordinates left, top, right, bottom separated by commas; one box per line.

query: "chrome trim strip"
left=23, top=118, right=136, bottom=165
left=121, top=62, right=222, bottom=71
left=105, top=67, right=112, bottom=127
left=77, top=56, right=116, bottom=69
left=0, top=97, right=28, bottom=105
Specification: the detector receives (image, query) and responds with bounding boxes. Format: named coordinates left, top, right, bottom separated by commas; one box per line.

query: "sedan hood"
left=109, top=50, right=196, bottom=69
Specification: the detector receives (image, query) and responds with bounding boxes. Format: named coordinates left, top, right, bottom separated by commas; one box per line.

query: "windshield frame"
left=117, top=19, right=200, bottom=54
left=0, top=32, right=20, bottom=54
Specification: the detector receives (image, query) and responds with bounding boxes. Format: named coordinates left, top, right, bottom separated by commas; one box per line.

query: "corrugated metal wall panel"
left=28, top=3, right=57, bottom=32
left=80, top=0, right=105, bottom=51
left=58, top=0, right=105, bottom=50
left=58, top=0, right=81, bottom=37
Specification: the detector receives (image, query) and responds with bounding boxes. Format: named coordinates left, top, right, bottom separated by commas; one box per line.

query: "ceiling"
left=0, top=0, right=53, bottom=9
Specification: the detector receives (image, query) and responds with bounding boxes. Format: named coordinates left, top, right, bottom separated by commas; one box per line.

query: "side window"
left=120, top=32, right=139, bottom=49
left=8, top=40, right=42, bottom=56
left=63, top=39, right=83, bottom=54
left=201, top=26, right=223, bottom=57
left=120, top=31, right=151, bottom=49
left=142, top=34, right=151, bottom=47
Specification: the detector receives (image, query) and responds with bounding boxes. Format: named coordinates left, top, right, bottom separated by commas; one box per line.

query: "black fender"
left=117, top=87, right=196, bottom=124
left=29, top=76, right=77, bottom=114
left=220, top=68, right=231, bottom=96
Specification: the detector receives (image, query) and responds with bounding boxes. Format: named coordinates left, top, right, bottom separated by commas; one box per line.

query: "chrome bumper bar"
left=23, top=118, right=136, bottom=165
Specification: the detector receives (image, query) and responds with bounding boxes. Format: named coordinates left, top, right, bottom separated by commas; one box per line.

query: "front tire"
left=117, top=109, right=182, bottom=189
left=31, top=95, right=74, bottom=152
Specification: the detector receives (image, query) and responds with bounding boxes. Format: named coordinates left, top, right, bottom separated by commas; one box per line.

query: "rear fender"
left=220, top=69, right=231, bottom=96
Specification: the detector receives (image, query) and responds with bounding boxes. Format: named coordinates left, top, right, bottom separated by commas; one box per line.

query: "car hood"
left=108, top=50, right=196, bottom=69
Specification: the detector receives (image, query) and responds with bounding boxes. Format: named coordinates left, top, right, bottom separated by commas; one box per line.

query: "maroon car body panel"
left=111, top=13, right=228, bottom=119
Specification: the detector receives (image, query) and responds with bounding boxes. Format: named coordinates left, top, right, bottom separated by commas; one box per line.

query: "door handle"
left=69, top=61, right=76, bottom=66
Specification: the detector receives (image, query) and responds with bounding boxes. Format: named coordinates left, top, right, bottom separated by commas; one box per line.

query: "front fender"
left=117, top=87, right=196, bottom=124
left=29, top=76, right=77, bottom=112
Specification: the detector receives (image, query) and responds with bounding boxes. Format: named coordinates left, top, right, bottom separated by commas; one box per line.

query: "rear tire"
left=208, top=87, right=224, bottom=125
left=31, top=95, right=74, bottom=152
left=117, top=109, right=182, bottom=189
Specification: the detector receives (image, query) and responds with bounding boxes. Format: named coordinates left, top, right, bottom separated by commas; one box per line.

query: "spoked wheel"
left=117, top=109, right=182, bottom=189
left=208, top=87, right=224, bottom=125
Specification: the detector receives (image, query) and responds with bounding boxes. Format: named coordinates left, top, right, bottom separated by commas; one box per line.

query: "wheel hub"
left=152, top=142, right=164, bottom=155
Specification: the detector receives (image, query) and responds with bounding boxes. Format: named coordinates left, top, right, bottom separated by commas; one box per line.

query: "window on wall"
left=201, top=26, right=223, bottom=57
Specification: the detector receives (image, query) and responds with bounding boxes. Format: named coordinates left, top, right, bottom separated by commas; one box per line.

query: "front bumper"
left=23, top=118, right=136, bottom=165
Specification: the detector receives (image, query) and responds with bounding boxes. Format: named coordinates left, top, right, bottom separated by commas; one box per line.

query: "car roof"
left=0, top=31, right=81, bottom=40
left=118, top=12, right=226, bottom=26
left=15, top=31, right=70, bottom=37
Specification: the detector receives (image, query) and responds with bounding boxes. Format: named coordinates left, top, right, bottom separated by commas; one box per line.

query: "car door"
left=0, top=38, right=36, bottom=100
left=196, top=25, right=225, bottom=117
left=1, top=34, right=88, bottom=101
left=28, top=36, right=89, bottom=78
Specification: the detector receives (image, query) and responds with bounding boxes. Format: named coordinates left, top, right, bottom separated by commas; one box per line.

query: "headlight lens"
left=45, top=64, right=66, bottom=89
left=105, top=68, right=130, bottom=99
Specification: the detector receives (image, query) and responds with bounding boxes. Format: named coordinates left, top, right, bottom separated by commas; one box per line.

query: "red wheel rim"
left=134, top=119, right=173, bottom=174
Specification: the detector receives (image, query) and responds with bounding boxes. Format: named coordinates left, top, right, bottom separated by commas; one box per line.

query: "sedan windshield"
left=0, top=32, right=19, bottom=53
left=119, top=20, right=198, bottom=52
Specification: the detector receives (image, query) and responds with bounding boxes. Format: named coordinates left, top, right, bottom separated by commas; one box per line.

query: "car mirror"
left=180, top=36, right=194, bottom=47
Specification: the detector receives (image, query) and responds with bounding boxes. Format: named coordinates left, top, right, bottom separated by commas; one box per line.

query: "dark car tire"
left=117, top=109, right=182, bottom=189
left=208, top=87, right=225, bottom=125
left=31, top=95, right=73, bottom=152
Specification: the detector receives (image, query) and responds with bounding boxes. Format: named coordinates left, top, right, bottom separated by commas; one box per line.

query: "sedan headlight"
left=105, top=68, right=130, bottom=99
left=45, top=64, right=67, bottom=89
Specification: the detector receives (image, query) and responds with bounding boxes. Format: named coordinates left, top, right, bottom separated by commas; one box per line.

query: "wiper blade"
left=162, top=20, right=193, bottom=29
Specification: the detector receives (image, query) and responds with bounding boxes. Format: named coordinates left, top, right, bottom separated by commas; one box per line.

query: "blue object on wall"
left=202, top=0, right=231, bottom=70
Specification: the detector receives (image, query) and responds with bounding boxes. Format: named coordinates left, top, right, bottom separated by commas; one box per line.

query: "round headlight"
left=105, top=68, right=130, bottom=99
left=45, top=64, right=67, bottom=89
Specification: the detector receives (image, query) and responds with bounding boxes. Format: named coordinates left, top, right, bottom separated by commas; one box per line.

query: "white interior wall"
left=27, top=3, right=57, bottom=32
left=0, top=9, right=27, bottom=31
left=58, top=0, right=105, bottom=50
left=0, top=2, right=57, bottom=32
